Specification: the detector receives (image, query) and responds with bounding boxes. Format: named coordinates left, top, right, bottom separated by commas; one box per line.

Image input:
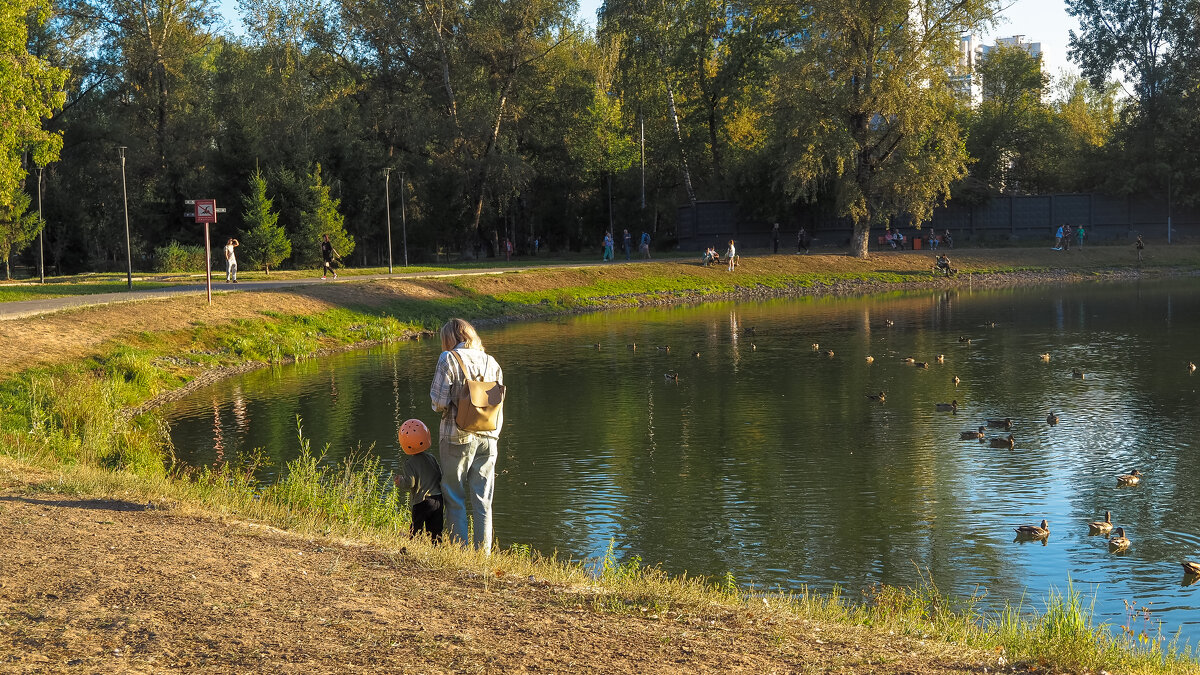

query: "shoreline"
left=3, top=254, right=1199, bottom=673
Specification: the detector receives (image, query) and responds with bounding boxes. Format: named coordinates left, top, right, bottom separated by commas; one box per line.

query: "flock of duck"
left=596, top=325, right=1200, bottom=582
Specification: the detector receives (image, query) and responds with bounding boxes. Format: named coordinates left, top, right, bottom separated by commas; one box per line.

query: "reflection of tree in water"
left=211, top=399, right=224, bottom=467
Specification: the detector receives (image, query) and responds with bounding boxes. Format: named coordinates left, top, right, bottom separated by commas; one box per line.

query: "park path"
left=0, top=261, right=619, bottom=321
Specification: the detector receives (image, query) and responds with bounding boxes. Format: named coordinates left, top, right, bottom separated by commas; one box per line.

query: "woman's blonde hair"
left=440, top=318, right=483, bottom=351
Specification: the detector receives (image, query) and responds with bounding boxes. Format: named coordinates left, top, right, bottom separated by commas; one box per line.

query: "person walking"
left=623, top=229, right=632, bottom=260
left=602, top=232, right=614, bottom=261
left=321, top=234, right=339, bottom=279
left=640, top=231, right=651, bottom=258
left=224, top=238, right=239, bottom=283
left=771, top=223, right=780, bottom=254
left=1076, top=224, right=1086, bottom=249
left=430, top=318, right=504, bottom=553
left=797, top=227, right=810, bottom=254
left=1135, top=234, right=1145, bottom=262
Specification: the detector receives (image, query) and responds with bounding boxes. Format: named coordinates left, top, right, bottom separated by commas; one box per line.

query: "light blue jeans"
left=439, top=435, right=498, bottom=553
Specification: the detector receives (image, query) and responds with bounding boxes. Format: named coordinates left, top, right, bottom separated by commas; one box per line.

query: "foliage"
left=0, top=191, right=42, bottom=279
left=0, top=0, right=66, bottom=211
left=153, top=240, right=206, bottom=272
left=239, top=168, right=291, bottom=273
left=777, top=0, right=998, bottom=257
left=295, top=163, right=353, bottom=267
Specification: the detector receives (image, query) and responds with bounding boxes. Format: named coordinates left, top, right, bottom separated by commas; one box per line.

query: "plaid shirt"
left=430, top=344, right=504, bottom=442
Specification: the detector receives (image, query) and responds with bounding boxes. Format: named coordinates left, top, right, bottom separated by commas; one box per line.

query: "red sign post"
left=185, top=199, right=222, bottom=304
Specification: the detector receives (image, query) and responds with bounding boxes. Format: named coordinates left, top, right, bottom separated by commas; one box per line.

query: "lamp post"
left=118, top=146, right=132, bottom=290
left=36, top=166, right=44, bottom=284
left=401, top=172, right=409, bottom=267
left=384, top=167, right=394, bottom=273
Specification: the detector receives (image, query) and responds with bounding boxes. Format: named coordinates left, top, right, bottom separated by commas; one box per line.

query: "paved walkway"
left=0, top=262, right=615, bottom=321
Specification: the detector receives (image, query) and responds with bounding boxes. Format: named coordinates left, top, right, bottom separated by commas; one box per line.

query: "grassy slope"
left=2, top=248, right=1199, bottom=673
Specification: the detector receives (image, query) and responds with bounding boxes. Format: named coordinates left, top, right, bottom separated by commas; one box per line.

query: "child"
left=394, top=419, right=443, bottom=541
left=725, top=239, right=736, bottom=271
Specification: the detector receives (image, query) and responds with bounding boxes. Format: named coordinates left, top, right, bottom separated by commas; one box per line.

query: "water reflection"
left=167, top=279, right=1200, bottom=644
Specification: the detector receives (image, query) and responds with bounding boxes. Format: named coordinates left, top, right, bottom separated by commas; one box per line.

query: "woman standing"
left=725, top=239, right=736, bottom=271
left=430, top=318, right=505, bottom=553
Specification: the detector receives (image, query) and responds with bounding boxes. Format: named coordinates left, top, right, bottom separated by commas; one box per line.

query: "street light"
left=118, top=146, right=132, bottom=290
left=384, top=167, right=393, bottom=273
left=36, top=165, right=44, bottom=284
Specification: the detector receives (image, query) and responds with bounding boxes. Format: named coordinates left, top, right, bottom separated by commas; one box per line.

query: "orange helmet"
left=398, top=419, right=431, bottom=455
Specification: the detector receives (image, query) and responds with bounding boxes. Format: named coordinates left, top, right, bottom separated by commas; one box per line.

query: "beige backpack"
left=449, top=350, right=506, bottom=432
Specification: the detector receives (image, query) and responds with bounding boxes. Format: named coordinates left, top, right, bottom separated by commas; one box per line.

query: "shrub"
left=153, top=241, right=206, bottom=273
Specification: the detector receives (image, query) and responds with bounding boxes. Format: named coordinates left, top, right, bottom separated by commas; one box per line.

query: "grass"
left=2, top=248, right=1200, bottom=672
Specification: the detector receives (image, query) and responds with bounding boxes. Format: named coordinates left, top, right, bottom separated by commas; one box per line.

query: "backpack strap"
left=448, top=349, right=478, bottom=382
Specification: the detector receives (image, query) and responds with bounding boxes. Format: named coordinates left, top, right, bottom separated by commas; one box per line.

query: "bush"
left=153, top=241, right=206, bottom=273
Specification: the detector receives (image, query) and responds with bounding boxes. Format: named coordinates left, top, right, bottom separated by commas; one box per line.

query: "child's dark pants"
left=411, top=494, right=444, bottom=542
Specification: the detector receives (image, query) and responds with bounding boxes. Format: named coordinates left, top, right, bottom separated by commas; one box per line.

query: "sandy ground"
left=0, top=467, right=994, bottom=674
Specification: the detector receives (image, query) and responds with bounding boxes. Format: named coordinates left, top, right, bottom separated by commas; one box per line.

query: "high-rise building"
left=951, top=35, right=1044, bottom=106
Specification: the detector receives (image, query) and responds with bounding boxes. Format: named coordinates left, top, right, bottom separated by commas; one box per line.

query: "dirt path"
left=0, top=474, right=988, bottom=673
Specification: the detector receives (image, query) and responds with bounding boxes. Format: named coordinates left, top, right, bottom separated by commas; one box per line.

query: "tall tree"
left=777, top=0, right=999, bottom=257
left=240, top=167, right=290, bottom=273
left=296, top=163, right=353, bottom=267
left=1, top=0, right=67, bottom=210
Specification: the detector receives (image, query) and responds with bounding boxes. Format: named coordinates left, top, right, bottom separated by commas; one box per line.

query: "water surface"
left=167, top=278, right=1200, bottom=643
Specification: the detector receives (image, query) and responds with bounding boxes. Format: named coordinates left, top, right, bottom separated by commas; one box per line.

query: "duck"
left=1108, top=527, right=1131, bottom=551
left=751, top=344, right=757, bottom=351
left=935, top=400, right=958, bottom=412
left=986, top=417, right=1014, bottom=429
left=985, top=321, right=997, bottom=328
left=1039, top=353, right=1051, bottom=362
left=1188, top=362, right=1197, bottom=374
left=1047, top=412, right=1059, bottom=425
left=593, top=343, right=601, bottom=350
left=1183, top=561, right=1200, bottom=576
left=936, top=354, right=945, bottom=364
left=1015, top=519, right=1050, bottom=539
left=1072, top=368, right=1086, bottom=379
left=865, top=355, right=874, bottom=364
left=904, top=357, right=916, bottom=364
left=811, top=343, right=820, bottom=351
left=664, top=371, right=679, bottom=382
left=914, top=361, right=930, bottom=369
left=1088, top=511, right=1113, bottom=535
left=656, top=345, right=670, bottom=353
left=952, top=375, right=961, bottom=387
left=866, top=392, right=886, bottom=402
left=960, top=426, right=985, bottom=440
left=958, top=336, right=972, bottom=343
left=885, top=319, right=895, bottom=327
left=824, top=349, right=835, bottom=358
left=627, top=343, right=637, bottom=350
left=990, top=434, right=1015, bottom=449
left=692, top=351, right=701, bottom=358
left=744, top=326, right=756, bottom=335
left=1116, top=469, right=1142, bottom=486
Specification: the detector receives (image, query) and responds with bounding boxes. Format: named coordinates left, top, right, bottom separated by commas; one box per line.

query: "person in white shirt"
left=725, top=239, right=736, bottom=271
left=224, top=238, right=239, bottom=282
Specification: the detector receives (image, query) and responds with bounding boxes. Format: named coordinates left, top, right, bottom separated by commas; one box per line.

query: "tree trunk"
left=850, top=222, right=870, bottom=258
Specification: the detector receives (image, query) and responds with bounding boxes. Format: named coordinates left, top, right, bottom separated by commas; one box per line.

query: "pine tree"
left=296, top=163, right=354, bottom=268
left=240, top=168, right=290, bottom=274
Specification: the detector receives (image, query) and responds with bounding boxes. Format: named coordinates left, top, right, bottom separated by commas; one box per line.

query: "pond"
left=166, top=278, right=1200, bottom=644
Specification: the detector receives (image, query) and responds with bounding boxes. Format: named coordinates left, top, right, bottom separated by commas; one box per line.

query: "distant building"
left=950, top=35, right=1044, bottom=106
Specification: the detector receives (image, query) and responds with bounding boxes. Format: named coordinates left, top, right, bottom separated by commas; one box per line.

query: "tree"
left=0, top=192, right=41, bottom=280
left=566, top=88, right=638, bottom=231
left=296, top=163, right=353, bottom=267
left=777, top=0, right=999, bottom=258
left=240, top=167, right=290, bottom=274
left=1, top=0, right=67, bottom=211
